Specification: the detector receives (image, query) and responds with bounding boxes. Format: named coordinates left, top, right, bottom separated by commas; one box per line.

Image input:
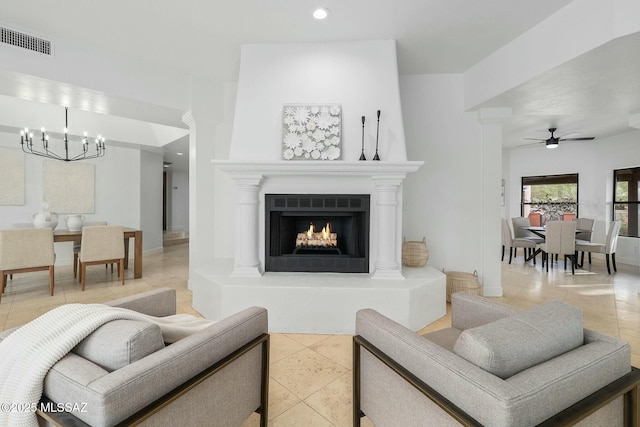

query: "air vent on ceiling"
left=1, top=25, right=53, bottom=55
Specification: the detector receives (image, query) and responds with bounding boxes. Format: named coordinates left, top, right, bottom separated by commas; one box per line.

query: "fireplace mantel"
left=213, top=160, right=423, bottom=278
left=212, top=160, right=423, bottom=177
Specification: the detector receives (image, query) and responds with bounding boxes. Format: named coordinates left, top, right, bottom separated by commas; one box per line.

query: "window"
left=521, top=174, right=578, bottom=226
left=613, top=167, right=640, bottom=237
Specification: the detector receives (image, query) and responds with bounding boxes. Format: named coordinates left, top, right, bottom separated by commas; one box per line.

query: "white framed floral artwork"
left=282, top=105, right=341, bottom=160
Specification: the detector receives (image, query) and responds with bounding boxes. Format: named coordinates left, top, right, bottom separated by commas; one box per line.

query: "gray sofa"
left=354, top=292, right=640, bottom=427
left=0, top=288, right=269, bottom=427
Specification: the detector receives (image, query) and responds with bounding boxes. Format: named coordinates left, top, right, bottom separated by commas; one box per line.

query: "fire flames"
left=306, top=223, right=331, bottom=239
left=297, top=222, right=337, bottom=247
left=323, top=223, right=331, bottom=240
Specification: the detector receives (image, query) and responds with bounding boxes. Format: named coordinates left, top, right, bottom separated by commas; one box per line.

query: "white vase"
left=64, top=215, right=86, bottom=232
left=32, top=212, right=59, bottom=229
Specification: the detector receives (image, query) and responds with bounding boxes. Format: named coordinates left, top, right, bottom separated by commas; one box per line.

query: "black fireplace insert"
left=265, top=194, right=370, bottom=273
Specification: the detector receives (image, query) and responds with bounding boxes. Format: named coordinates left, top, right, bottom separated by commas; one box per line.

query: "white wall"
left=229, top=40, right=407, bottom=162
left=504, top=129, right=640, bottom=266
left=213, top=82, right=237, bottom=259
left=140, top=150, right=163, bottom=251
left=170, top=170, right=189, bottom=231
left=0, top=129, right=165, bottom=264
left=186, top=77, right=224, bottom=269
left=400, top=74, right=485, bottom=274
left=164, top=171, right=173, bottom=230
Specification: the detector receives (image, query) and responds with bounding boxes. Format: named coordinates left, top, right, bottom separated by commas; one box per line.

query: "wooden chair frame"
left=79, top=257, right=124, bottom=291
left=74, top=252, right=112, bottom=279
left=1, top=265, right=54, bottom=302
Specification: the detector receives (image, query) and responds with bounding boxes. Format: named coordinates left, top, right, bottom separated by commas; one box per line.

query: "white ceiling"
left=478, top=31, right=640, bottom=148
left=2, top=0, right=573, bottom=77
left=1, top=0, right=639, bottom=169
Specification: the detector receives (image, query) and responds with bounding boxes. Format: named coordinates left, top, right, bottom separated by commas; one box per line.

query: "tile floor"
left=1, top=244, right=638, bottom=426
left=163, top=229, right=189, bottom=246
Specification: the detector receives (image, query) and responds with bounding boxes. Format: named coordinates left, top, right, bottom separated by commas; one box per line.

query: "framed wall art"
left=43, top=161, right=95, bottom=213
left=0, top=147, right=25, bottom=205
left=282, top=104, right=341, bottom=160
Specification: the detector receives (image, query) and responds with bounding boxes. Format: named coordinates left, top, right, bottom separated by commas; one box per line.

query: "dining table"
left=53, top=227, right=143, bottom=278
left=525, top=226, right=547, bottom=239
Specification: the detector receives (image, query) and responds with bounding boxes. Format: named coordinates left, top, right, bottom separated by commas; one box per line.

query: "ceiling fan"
left=524, top=128, right=595, bottom=149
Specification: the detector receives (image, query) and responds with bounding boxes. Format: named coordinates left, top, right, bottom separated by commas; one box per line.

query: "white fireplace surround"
left=192, top=159, right=445, bottom=334
left=213, top=160, right=423, bottom=279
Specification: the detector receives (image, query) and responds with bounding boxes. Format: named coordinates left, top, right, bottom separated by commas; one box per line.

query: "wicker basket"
left=402, top=237, right=429, bottom=267
left=443, top=269, right=482, bottom=302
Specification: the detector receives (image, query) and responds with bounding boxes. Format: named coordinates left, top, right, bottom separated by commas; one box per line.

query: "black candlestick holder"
left=359, top=115, right=366, bottom=160
left=372, top=110, right=381, bottom=161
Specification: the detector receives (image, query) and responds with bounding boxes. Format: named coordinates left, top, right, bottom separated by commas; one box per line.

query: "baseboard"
left=614, top=255, right=639, bottom=267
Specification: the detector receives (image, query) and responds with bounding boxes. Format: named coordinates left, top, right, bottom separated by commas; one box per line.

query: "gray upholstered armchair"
left=0, top=288, right=269, bottom=427
left=354, top=292, right=639, bottom=427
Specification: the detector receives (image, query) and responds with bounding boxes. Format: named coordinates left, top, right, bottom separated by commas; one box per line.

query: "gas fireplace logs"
left=296, top=223, right=337, bottom=247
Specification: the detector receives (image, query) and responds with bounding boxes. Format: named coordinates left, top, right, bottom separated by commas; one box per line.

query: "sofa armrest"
left=43, top=306, right=268, bottom=427
left=450, top=292, right=520, bottom=330
left=355, top=308, right=510, bottom=426
left=104, top=288, right=176, bottom=317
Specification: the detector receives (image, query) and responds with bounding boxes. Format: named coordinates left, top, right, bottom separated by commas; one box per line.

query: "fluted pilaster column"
left=231, top=174, right=264, bottom=276
left=372, top=176, right=404, bottom=279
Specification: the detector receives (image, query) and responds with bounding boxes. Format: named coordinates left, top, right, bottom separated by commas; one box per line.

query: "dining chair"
left=8, top=223, right=36, bottom=280
left=511, top=217, right=544, bottom=242
left=501, top=219, right=537, bottom=264
left=510, top=217, right=543, bottom=261
left=538, top=221, right=577, bottom=274
left=575, top=220, right=622, bottom=275
left=0, top=228, right=55, bottom=301
left=73, top=220, right=108, bottom=279
left=574, top=217, right=595, bottom=266
left=78, top=225, right=125, bottom=291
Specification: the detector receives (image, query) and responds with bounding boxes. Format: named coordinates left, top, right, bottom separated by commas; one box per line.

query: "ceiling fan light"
left=546, top=140, right=559, bottom=149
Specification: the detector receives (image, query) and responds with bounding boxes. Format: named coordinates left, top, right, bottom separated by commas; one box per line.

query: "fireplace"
left=200, top=161, right=432, bottom=333
left=191, top=41, right=439, bottom=334
left=265, top=194, right=370, bottom=273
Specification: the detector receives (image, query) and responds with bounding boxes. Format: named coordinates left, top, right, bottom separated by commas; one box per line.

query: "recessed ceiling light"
left=313, top=8, right=329, bottom=20
left=176, top=152, right=183, bottom=156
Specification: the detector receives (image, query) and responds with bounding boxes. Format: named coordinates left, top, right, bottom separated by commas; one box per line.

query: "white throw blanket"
left=0, top=304, right=215, bottom=427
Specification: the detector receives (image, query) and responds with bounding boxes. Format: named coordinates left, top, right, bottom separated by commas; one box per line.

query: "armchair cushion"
left=453, top=300, right=583, bottom=379
left=72, top=319, right=165, bottom=371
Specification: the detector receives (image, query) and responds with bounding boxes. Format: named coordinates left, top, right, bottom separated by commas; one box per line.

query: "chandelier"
left=19, top=107, right=106, bottom=162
